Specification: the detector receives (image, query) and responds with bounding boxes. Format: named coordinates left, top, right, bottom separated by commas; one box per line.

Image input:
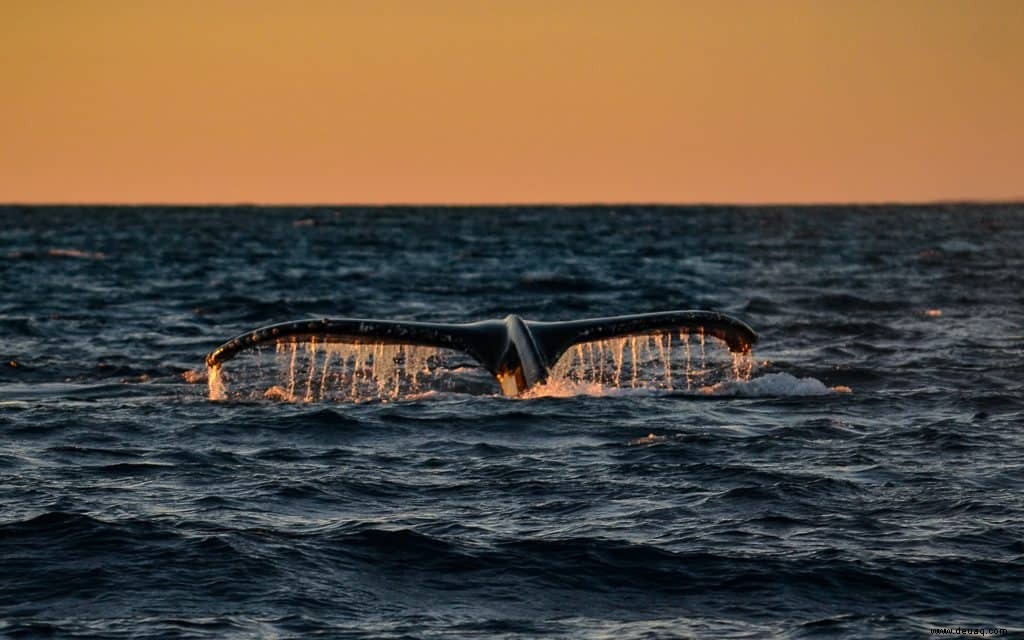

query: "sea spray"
left=208, top=341, right=473, bottom=402
left=541, top=331, right=751, bottom=395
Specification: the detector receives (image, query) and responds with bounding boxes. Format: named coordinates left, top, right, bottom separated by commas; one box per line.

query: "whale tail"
left=205, top=311, right=757, bottom=399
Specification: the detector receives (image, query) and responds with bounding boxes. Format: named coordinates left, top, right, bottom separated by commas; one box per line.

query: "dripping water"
left=208, top=331, right=755, bottom=402
left=546, top=331, right=753, bottom=394
left=208, top=340, right=498, bottom=402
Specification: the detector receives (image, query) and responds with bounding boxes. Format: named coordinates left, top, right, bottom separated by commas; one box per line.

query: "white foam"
left=519, top=372, right=843, bottom=400
left=700, top=372, right=835, bottom=397
left=519, top=379, right=609, bottom=399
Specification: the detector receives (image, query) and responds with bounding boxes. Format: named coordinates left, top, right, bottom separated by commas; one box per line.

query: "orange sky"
left=2, top=0, right=1022, bottom=204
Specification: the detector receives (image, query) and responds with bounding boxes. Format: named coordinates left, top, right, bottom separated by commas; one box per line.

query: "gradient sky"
left=2, top=0, right=1022, bottom=204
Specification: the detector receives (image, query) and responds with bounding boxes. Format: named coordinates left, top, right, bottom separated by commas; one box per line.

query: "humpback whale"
left=206, top=311, right=757, bottom=397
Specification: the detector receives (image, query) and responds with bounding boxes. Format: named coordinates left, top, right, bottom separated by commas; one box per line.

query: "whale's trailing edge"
left=205, top=311, right=757, bottom=397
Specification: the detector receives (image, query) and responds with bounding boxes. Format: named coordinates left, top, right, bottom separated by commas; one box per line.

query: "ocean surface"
left=1, top=205, right=1021, bottom=639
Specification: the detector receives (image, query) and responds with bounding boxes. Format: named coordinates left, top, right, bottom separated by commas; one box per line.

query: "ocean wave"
left=3, top=205, right=1022, bottom=638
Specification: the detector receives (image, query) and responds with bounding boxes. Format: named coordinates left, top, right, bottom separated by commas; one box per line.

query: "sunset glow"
left=3, top=0, right=1022, bottom=203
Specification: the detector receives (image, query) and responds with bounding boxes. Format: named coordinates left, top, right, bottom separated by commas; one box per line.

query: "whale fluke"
left=205, top=311, right=757, bottom=397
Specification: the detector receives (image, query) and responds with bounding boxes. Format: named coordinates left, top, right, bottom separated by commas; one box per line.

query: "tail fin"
left=205, top=311, right=756, bottom=398
left=526, top=310, right=757, bottom=373
left=205, top=317, right=511, bottom=372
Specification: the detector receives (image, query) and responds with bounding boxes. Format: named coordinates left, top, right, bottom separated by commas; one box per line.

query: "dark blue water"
left=1, top=205, right=1022, bottom=639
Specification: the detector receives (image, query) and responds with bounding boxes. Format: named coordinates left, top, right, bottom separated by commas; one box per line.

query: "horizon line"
left=1, top=198, right=1022, bottom=208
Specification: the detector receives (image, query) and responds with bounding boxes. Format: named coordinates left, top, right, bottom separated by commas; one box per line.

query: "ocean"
left=1, top=205, right=1021, bottom=638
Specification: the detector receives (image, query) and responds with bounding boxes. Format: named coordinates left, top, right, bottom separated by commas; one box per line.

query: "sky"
left=2, top=0, right=1022, bottom=204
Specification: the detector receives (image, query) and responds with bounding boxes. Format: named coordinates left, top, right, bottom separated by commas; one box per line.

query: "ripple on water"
left=1, top=205, right=1022, bottom=638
